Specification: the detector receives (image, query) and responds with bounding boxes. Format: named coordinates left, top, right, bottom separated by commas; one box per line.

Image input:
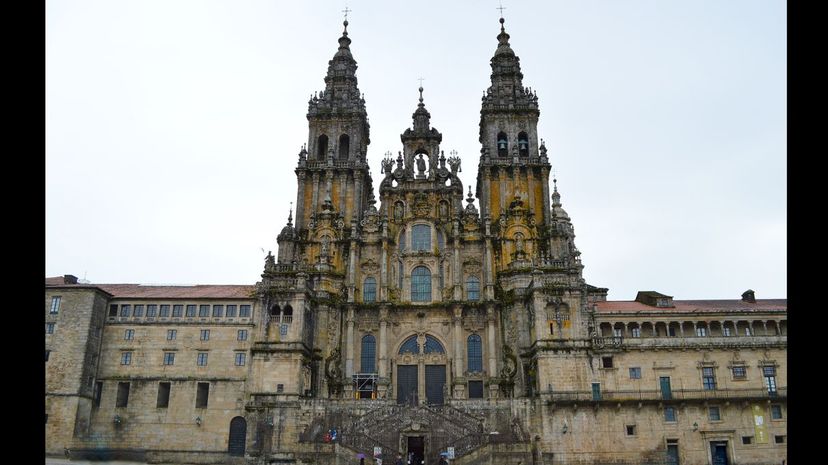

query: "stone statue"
left=515, top=233, right=525, bottom=253
left=439, top=201, right=448, bottom=219
left=320, top=236, right=330, bottom=258
left=394, top=202, right=404, bottom=221
left=416, top=153, right=427, bottom=176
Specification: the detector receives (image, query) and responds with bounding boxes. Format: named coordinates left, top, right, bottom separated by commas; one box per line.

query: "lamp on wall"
left=561, top=421, right=568, bottom=434
left=113, top=414, right=122, bottom=425
left=692, top=422, right=699, bottom=432
left=266, top=416, right=275, bottom=427
left=195, top=416, right=202, bottom=426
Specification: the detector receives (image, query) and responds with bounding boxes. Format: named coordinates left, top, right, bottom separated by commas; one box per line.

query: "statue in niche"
left=515, top=233, right=525, bottom=253
left=320, top=235, right=330, bottom=259
left=416, top=153, right=427, bottom=176
left=394, top=202, right=404, bottom=222
left=439, top=201, right=448, bottom=220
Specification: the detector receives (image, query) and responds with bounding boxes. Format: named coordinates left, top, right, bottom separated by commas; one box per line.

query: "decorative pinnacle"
left=467, top=185, right=474, bottom=201
left=287, top=202, right=293, bottom=226
left=418, top=86, right=424, bottom=104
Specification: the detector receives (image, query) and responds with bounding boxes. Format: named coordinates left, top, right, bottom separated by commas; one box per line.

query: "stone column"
left=378, top=306, right=389, bottom=398
left=453, top=229, right=462, bottom=300
left=339, top=172, right=347, bottom=216
left=541, top=169, right=551, bottom=225
left=454, top=305, right=464, bottom=377
left=380, top=229, right=388, bottom=301
left=311, top=172, right=320, bottom=215
left=354, top=172, right=363, bottom=224
left=487, top=304, right=497, bottom=377
left=296, top=171, right=307, bottom=230
left=482, top=169, right=491, bottom=219
left=348, top=238, right=358, bottom=302
left=345, top=306, right=355, bottom=377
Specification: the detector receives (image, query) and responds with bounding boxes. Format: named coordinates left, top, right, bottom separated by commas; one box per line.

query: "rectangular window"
left=173, top=304, right=185, bottom=317
left=601, top=356, right=613, bottom=368
left=668, top=327, right=676, bottom=337
left=363, top=279, right=377, bottom=303
left=411, top=224, right=431, bottom=251
left=591, top=383, right=601, bottom=401
left=163, top=352, right=175, bottom=365
left=199, top=305, right=210, bottom=317
left=774, top=435, right=786, bottom=444
left=276, top=384, right=284, bottom=393
left=46, top=323, right=55, bottom=334
left=732, top=366, right=746, bottom=379
left=770, top=404, right=783, bottom=420
left=109, top=304, right=118, bottom=317
left=124, top=329, right=134, bottom=340
left=197, top=352, right=208, bottom=366
left=549, top=322, right=554, bottom=335
left=629, top=367, right=641, bottom=379
left=157, top=382, right=171, bottom=408
left=196, top=382, right=209, bottom=408
left=212, top=305, right=224, bottom=317
left=120, top=351, right=132, bottom=365
left=200, top=329, right=210, bottom=341
left=709, top=406, right=721, bottom=421
left=666, top=440, right=679, bottom=465
left=723, top=326, right=732, bottom=337
left=146, top=304, right=157, bottom=317
left=167, top=329, right=177, bottom=340
left=626, top=425, right=636, bottom=436
left=235, top=353, right=246, bottom=366
left=133, top=304, right=144, bottom=317
left=116, top=382, right=130, bottom=407
left=239, top=305, right=251, bottom=317
left=120, top=304, right=131, bottom=317
left=631, top=327, right=641, bottom=338
left=237, top=330, right=248, bottom=341
left=702, top=367, right=717, bottom=390
left=468, top=380, right=484, bottom=399
left=467, top=278, right=480, bottom=301
left=226, top=304, right=237, bottom=317
left=93, top=381, right=103, bottom=408
left=185, top=305, right=196, bottom=317
left=612, top=328, right=623, bottom=337
left=696, top=327, right=707, bottom=337
left=664, top=406, right=676, bottom=422
left=763, top=366, right=777, bottom=394
left=45, top=350, right=50, bottom=362
left=742, top=436, right=753, bottom=445
left=50, top=296, right=61, bottom=314
left=159, top=304, right=170, bottom=317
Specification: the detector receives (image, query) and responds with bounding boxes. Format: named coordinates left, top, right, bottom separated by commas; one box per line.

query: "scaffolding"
left=353, top=373, right=378, bottom=399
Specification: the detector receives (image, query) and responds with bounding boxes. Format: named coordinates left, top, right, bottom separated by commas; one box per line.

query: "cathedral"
left=46, top=16, right=786, bottom=465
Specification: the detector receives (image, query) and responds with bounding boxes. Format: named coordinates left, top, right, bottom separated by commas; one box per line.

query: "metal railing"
left=546, top=387, right=787, bottom=402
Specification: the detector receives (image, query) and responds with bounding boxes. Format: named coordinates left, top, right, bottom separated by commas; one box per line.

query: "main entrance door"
left=397, top=365, right=418, bottom=405
left=710, top=441, right=729, bottom=465
left=228, top=416, right=246, bottom=456
left=407, top=436, right=424, bottom=465
left=425, top=365, right=446, bottom=405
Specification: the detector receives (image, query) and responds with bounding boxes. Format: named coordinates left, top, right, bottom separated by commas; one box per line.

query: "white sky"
left=45, top=0, right=786, bottom=300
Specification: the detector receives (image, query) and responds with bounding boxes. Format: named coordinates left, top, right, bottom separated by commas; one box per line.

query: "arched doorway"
left=228, top=416, right=247, bottom=456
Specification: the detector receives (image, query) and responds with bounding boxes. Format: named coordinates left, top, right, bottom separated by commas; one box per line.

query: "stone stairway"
left=301, top=403, right=489, bottom=464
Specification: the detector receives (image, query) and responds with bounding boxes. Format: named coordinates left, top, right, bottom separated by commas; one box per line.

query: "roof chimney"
left=741, top=289, right=756, bottom=303
left=63, top=274, right=78, bottom=284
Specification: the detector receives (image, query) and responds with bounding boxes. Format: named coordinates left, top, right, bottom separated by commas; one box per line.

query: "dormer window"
left=518, top=132, right=529, bottom=157
left=497, top=132, right=508, bottom=157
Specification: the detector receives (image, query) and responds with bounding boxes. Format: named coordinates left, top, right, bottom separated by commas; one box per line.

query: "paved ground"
left=46, top=459, right=148, bottom=465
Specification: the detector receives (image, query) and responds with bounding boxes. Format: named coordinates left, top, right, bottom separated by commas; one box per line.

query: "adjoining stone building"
left=46, top=16, right=786, bottom=465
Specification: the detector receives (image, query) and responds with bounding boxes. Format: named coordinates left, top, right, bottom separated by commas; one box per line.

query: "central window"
left=361, top=335, right=376, bottom=373
left=411, top=266, right=432, bottom=302
left=412, top=224, right=431, bottom=251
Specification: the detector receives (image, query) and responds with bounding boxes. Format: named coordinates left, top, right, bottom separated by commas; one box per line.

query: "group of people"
left=392, top=453, right=449, bottom=465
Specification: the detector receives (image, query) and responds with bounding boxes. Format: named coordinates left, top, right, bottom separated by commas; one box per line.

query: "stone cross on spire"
left=342, top=6, right=351, bottom=20
left=497, top=1, right=506, bottom=18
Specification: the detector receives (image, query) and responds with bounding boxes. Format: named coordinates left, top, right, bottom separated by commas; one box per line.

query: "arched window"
left=228, top=416, right=247, bottom=456
left=282, top=305, right=293, bottom=317
left=518, top=131, right=529, bottom=156
left=412, top=224, right=431, bottom=251
left=411, top=266, right=432, bottom=302
left=338, top=134, right=350, bottom=160
left=317, top=134, right=328, bottom=160
left=399, top=335, right=419, bottom=354
left=497, top=132, right=508, bottom=157
left=467, top=334, right=483, bottom=372
left=424, top=335, right=445, bottom=354
left=466, top=277, right=480, bottom=301
left=363, top=277, right=377, bottom=303
left=270, top=305, right=280, bottom=317
left=361, top=334, right=376, bottom=373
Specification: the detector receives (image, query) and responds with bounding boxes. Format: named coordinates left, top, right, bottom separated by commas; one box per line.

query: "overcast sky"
left=46, top=0, right=786, bottom=300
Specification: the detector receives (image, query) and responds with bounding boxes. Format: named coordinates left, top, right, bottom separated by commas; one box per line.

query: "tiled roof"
left=595, top=299, right=787, bottom=314
left=45, top=277, right=255, bottom=299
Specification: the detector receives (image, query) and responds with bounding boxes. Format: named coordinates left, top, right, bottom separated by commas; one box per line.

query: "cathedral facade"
left=46, top=18, right=787, bottom=465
